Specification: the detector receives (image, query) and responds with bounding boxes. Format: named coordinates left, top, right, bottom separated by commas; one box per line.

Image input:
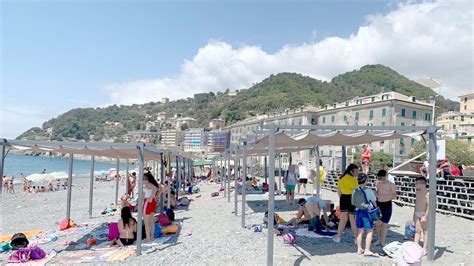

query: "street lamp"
left=416, top=78, right=442, bottom=126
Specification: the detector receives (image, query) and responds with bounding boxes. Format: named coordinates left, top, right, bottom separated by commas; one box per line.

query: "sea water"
left=4, top=154, right=132, bottom=182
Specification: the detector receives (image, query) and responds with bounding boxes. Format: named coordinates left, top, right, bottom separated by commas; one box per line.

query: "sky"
left=1, top=0, right=473, bottom=139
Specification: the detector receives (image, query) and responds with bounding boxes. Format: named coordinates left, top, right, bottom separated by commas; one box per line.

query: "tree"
left=409, top=139, right=474, bottom=166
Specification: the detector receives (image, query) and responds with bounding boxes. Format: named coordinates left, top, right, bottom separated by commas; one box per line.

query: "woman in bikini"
left=143, top=172, right=159, bottom=243
left=112, top=206, right=137, bottom=246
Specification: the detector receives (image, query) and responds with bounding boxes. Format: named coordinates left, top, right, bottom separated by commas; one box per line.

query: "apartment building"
left=207, top=130, right=230, bottom=152
left=226, top=91, right=433, bottom=168
left=183, top=128, right=209, bottom=153
left=161, top=130, right=184, bottom=148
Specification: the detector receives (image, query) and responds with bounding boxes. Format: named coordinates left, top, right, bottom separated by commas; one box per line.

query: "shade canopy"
left=6, top=140, right=191, bottom=162
left=246, top=129, right=425, bottom=151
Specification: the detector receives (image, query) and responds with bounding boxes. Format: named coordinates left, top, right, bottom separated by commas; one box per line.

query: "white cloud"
left=104, top=0, right=472, bottom=105
left=0, top=105, right=55, bottom=139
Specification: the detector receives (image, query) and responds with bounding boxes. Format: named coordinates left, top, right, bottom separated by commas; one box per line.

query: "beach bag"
left=59, top=219, right=74, bottom=231
left=262, top=183, right=269, bottom=191
left=10, top=233, right=29, bottom=250
left=398, top=242, right=423, bottom=265
left=252, top=225, right=262, bottom=233
left=211, top=192, right=219, bottom=197
left=154, top=223, right=162, bottom=238
left=162, top=224, right=179, bottom=235
left=107, top=223, right=119, bottom=240
left=404, top=221, right=416, bottom=239
left=8, top=246, right=46, bottom=263
left=283, top=233, right=296, bottom=244
left=165, top=208, right=175, bottom=221
left=2, top=242, right=12, bottom=251
left=359, top=187, right=382, bottom=222
left=158, top=213, right=171, bottom=226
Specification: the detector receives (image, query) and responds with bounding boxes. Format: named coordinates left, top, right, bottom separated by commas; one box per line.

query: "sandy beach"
left=1, top=178, right=473, bottom=265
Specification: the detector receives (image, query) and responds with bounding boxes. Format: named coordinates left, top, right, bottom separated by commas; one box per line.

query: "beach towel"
left=294, top=228, right=336, bottom=239
left=49, top=248, right=135, bottom=264
left=107, top=223, right=119, bottom=240
left=0, top=231, right=44, bottom=243
left=8, top=246, right=46, bottom=263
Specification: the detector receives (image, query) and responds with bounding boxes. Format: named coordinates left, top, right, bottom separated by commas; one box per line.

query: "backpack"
left=262, top=183, right=269, bottom=191
left=10, top=233, right=29, bottom=250
left=7, top=246, right=46, bottom=263
left=283, top=233, right=296, bottom=244
left=404, top=221, right=416, bottom=239
left=165, top=208, right=175, bottom=221
left=158, top=213, right=171, bottom=226
left=351, top=188, right=368, bottom=210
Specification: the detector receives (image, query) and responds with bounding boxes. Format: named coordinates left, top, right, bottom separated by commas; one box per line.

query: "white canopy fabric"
left=248, top=130, right=425, bottom=150
left=6, top=140, right=191, bottom=162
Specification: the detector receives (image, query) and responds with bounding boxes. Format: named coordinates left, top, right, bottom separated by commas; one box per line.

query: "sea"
left=4, top=154, right=132, bottom=183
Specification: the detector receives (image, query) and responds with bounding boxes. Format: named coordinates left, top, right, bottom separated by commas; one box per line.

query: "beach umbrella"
left=25, top=173, right=53, bottom=183
left=108, top=168, right=117, bottom=175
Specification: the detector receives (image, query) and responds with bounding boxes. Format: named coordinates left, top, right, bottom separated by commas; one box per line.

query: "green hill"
left=18, top=64, right=459, bottom=141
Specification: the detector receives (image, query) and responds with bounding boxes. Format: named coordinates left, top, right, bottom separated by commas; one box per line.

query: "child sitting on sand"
left=414, top=176, right=429, bottom=254
left=352, top=174, right=378, bottom=257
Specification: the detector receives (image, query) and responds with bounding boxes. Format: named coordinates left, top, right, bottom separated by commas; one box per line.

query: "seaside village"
left=1, top=90, right=474, bottom=265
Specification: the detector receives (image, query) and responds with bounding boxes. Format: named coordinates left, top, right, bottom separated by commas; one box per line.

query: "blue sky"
left=1, top=0, right=472, bottom=138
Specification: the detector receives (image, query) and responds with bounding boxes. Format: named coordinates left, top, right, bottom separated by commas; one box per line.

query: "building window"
left=382, top=94, right=389, bottom=100
left=355, top=112, right=360, bottom=120
left=325, top=105, right=328, bottom=110
left=461, top=116, right=465, bottom=122
left=411, top=138, right=416, bottom=146
left=412, top=111, right=417, bottom=119
left=465, top=97, right=468, bottom=103
left=382, top=108, right=387, bottom=117
left=371, top=97, right=375, bottom=102
left=369, top=110, right=374, bottom=120
left=356, top=99, right=362, bottom=105
left=465, top=105, right=468, bottom=110
left=329, top=150, right=333, bottom=156
left=381, top=122, right=386, bottom=126
left=380, top=141, right=385, bottom=145
left=453, top=125, right=457, bottom=130
left=400, top=149, right=404, bottom=155
left=468, top=137, right=472, bottom=144
left=331, top=115, right=335, bottom=123
left=320, top=150, right=324, bottom=156
left=401, top=109, right=406, bottom=117
left=412, top=96, right=416, bottom=102
left=322, top=117, right=326, bottom=124
left=333, top=104, right=336, bottom=108
left=343, top=115, right=347, bottom=122
left=401, top=122, right=405, bottom=127
left=345, top=102, right=349, bottom=107
left=400, top=139, right=404, bottom=145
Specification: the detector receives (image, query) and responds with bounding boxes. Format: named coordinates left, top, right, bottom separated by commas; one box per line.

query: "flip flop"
left=357, top=250, right=364, bottom=255
left=364, top=251, right=379, bottom=257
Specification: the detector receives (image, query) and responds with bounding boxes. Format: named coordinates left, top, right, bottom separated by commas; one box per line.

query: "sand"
left=1, top=178, right=473, bottom=265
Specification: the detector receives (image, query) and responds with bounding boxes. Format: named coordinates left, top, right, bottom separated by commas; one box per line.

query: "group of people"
left=2, top=175, right=15, bottom=194
left=330, top=163, right=428, bottom=256
left=114, top=166, right=194, bottom=246
left=283, top=160, right=326, bottom=205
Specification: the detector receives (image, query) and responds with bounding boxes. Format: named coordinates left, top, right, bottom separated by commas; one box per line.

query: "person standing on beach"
left=352, top=174, right=378, bottom=256
left=333, top=164, right=359, bottom=243
left=375, top=170, right=397, bottom=246
left=284, top=165, right=297, bottom=205
left=3, top=175, right=9, bottom=193
left=414, top=176, right=429, bottom=255
left=361, top=145, right=371, bottom=175
left=128, top=172, right=137, bottom=198
left=142, top=172, right=159, bottom=243
left=297, top=163, right=308, bottom=195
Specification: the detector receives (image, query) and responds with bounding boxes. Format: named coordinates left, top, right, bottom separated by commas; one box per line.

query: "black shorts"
left=299, top=179, right=308, bottom=184
left=376, top=200, right=393, bottom=224
left=119, top=238, right=135, bottom=246
left=339, top=194, right=355, bottom=213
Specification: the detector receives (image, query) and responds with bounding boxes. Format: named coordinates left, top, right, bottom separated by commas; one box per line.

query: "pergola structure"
left=0, top=139, right=194, bottom=255
left=214, top=124, right=439, bottom=264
